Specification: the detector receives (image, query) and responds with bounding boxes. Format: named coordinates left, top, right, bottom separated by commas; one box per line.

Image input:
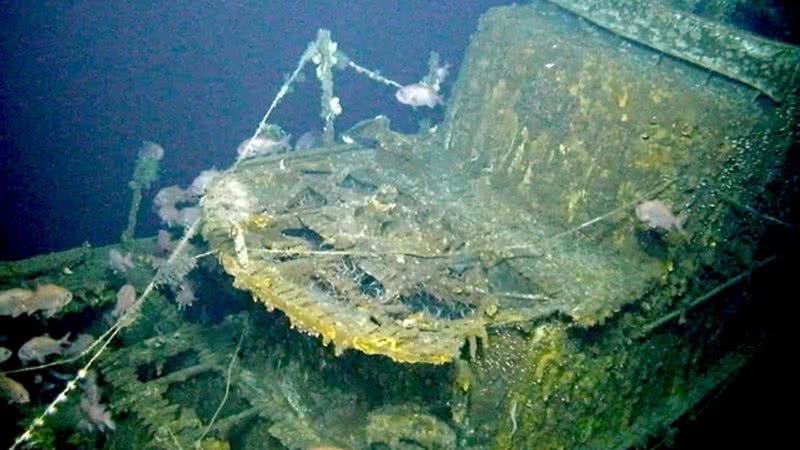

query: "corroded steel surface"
left=547, top=0, right=800, bottom=101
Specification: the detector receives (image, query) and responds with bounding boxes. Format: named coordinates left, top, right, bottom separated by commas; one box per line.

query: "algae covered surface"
left=2, top=0, right=798, bottom=449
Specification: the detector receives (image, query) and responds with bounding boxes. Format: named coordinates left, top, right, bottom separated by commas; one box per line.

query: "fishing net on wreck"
left=200, top=118, right=661, bottom=364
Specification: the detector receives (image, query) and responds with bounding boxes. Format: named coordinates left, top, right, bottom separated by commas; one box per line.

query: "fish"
left=635, top=200, right=686, bottom=232
left=188, top=169, right=220, bottom=197
left=27, top=284, right=73, bottom=318
left=18, top=332, right=71, bottom=364
left=294, top=130, right=321, bottom=151
left=0, top=346, right=12, bottom=364
left=79, top=370, right=116, bottom=432
left=180, top=207, right=201, bottom=226
left=0, top=375, right=30, bottom=404
left=111, top=284, right=136, bottom=318
left=80, top=395, right=116, bottom=432
left=0, top=284, right=72, bottom=318
left=395, top=83, right=443, bottom=109
left=0, top=288, right=34, bottom=317
left=175, top=282, right=196, bottom=310
left=64, top=333, right=96, bottom=357
left=48, top=369, right=75, bottom=380
left=154, top=185, right=190, bottom=209
left=108, top=248, right=136, bottom=274
left=237, top=134, right=291, bottom=159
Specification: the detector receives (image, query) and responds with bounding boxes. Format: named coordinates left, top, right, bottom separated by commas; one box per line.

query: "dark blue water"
left=0, top=0, right=508, bottom=260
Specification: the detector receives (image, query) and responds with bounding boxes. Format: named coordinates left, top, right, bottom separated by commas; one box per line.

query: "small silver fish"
left=395, top=83, right=443, bottom=109
left=28, top=284, right=73, bottom=318
left=237, top=134, right=291, bottom=159
left=18, top=332, right=71, bottom=364
left=635, top=200, right=686, bottom=232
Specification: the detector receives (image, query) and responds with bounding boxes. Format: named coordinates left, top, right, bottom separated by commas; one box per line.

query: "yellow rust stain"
left=617, top=85, right=629, bottom=108
left=247, top=212, right=273, bottom=229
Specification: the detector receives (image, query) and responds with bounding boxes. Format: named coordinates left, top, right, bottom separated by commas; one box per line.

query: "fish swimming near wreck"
left=0, top=284, right=73, bottom=318
left=111, top=284, right=137, bottom=318
left=395, top=83, right=443, bottom=109
left=635, top=200, right=686, bottom=232
left=63, top=333, right=96, bottom=357
left=18, top=332, right=72, bottom=364
left=28, top=284, right=74, bottom=318
left=396, top=54, right=449, bottom=109
left=0, top=374, right=30, bottom=404
left=237, top=134, right=291, bottom=159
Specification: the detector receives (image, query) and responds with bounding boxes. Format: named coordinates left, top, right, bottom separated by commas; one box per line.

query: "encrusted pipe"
left=313, top=29, right=340, bottom=146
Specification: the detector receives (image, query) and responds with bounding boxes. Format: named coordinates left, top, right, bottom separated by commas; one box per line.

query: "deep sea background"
left=1, top=1, right=797, bottom=448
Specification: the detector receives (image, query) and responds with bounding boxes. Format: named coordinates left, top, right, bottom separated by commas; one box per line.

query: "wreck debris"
left=3, top=2, right=797, bottom=446
left=99, top=312, right=324, bottom=449
left=121, top=141, right=165, bottom=247
left=366, top=404, right=457, bottom=450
